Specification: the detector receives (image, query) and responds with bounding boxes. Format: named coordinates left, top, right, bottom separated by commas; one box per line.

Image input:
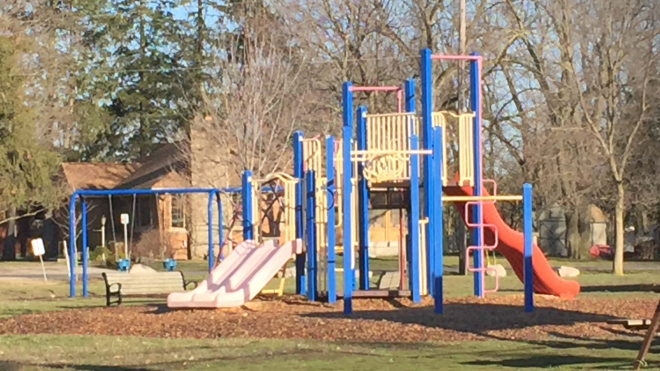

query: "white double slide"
left=167, top=239, right=303, bottom=308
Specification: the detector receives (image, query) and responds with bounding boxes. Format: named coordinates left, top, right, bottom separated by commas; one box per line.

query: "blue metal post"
left=81, top=199, right=89, bottom=297
left=293, top=131, right=306, bottom=295
left=242, top=171, right=254, bottom=240
left=432, top=128, right=444, bottom=313
left=305, top=171, right=317, bottom=301
left=409, top=136, right=421, bottom=303
left=356, top=105, right=369, bottom=290
left=405, top=78, right=416, bottom=111
left=523, top=183, right=534, bottom=312
left=470, top=53, right=484, bottom=297
left=342, top=126, right=353, bottom=315
left=217, top=192, right=224, bottom=262
left=73, top=188, right=218, bottom=196
left=68, top=194, right=77, bottom=298
left=420, top=48, right=435, bottom=295
left=405, top=78, right=421, bottom=303
left=326, top=136, right=337, bottom=304
left=207, top=192, right=214, bottom=272
left=343, top=82, right=354, bottom=129
left=342, top=81, right=354, bottom=314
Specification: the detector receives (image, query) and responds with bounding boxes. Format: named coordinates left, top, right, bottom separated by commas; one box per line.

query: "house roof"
left=61, top=163, right=140, bottom=191
left=116, top=142, right=189, bottom=189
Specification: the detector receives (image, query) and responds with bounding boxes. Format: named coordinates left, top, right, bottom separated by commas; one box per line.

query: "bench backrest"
left=102, top=271, right=185, bottom=295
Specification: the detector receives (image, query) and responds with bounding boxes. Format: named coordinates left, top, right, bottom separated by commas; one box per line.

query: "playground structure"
left=291, top=50, right=579, bottom=315
left=69, top=49, right=581, bottom=313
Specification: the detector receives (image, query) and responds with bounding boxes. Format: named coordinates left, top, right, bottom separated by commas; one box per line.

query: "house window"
left=171, top=195, right=185, bottom=228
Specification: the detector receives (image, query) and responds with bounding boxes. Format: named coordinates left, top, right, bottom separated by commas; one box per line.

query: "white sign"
left=30, top=238, right=46, bottom=257
left=120, top=213, right=130, bottom=225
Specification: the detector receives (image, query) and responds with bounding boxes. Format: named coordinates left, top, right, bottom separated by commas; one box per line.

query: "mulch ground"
left=0, top=295, right=656, bottom=343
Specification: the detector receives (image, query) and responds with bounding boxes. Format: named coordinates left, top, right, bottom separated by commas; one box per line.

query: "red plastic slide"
left=444, top=185, right=581, bottom=299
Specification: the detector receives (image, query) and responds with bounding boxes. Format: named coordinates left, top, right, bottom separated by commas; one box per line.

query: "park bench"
left=102, top=271, right=197, bottom=306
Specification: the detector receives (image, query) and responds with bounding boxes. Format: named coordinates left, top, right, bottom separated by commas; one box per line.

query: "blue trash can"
left=118, top=259, right=130, bottom=272
left=163, top=258, right=177, bottom=272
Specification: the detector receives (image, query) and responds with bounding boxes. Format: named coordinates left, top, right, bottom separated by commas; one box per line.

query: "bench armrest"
left=104, top=282, right=123, bottom=306
left=179, top=271, right=198, bottom=290
left=108, top=282, right=122, bottom=294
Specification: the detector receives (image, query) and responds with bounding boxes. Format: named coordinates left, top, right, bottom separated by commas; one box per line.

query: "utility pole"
left=457, top=0, right=468, bottom=275
left=458, top=0, right=467, bottom=112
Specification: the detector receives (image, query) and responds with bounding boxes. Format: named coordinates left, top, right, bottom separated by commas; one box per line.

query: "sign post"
left=30, top=238, right=48, bottom=282
left=120, top=213, right=129, bottom=259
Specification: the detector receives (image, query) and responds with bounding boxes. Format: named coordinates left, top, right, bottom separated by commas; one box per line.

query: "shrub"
left=132, top=229, right=167, bottom=264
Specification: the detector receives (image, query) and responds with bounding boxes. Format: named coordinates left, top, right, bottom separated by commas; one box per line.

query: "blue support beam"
left=68, top=188, right=221, bottom=298
left=81, top=199, right=89, bottom=297
left=405, top=78, right=421, bottom=303
left=420, top=48, right=435, bottom=295
left=242, top=171, right=254, bottom=241
left=305, top=171, right=317, bottom=301
left=68, top=196, right=77, bottom=298
left=523, top=183, right=534, bottom=312
left=470, top=54, right=484, bottom=297
left=326, top=136, right=337, bottom=304
left=405, top=78, right=416, bottom=111
left=342, top=81, right=354, bottom=315
left=74, top=188, right=218, bottom=196
left=356, top=105, right=369, bottom=290
left=293, top=131, right=306, bottom=295
left=432, top=128, right=444, bottom=313
left=409, top=135, right=421, bottom=303
left=216, top=192, right=224, bottom=263
left=207, top=192, right=215, bottom=272
left=342, top=126, right=354, bottom=315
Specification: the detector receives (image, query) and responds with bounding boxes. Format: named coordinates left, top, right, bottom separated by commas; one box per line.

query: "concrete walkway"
left=0, top=261, right=114, bottom=281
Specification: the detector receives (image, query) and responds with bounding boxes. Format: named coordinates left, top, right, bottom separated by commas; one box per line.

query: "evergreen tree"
left=81, top=0, right=192, bottom=160
left=0, top=28, right=63, bottom=260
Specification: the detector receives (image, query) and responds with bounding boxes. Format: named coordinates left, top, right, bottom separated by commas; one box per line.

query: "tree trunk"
left=2, top=207, right=17, bottom=261
left=456, top=211, right=467, bottom=275
left=566, top=208, right=580, bottom=259
left=613, top=183, right=625, bottom=275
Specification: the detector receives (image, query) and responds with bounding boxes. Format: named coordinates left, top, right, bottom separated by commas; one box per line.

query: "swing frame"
left=68, top=188, right=222, bottom=298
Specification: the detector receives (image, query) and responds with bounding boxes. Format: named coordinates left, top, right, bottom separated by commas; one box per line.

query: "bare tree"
left=192, top=36, right=315, bottom=179
left=565, top=0, right=659, bottom=273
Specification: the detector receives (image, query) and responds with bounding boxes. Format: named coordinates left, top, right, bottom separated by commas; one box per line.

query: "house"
left=58, top=134, right=280, bottom=262
left=59, top=142, right=212, bottom=260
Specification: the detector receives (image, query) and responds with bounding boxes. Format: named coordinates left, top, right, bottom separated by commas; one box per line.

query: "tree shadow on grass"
left=464, top=355, right=632, bottom=370
left=34, top=365, right=153, bottom=371
left=581, top=284, right=660, bottom=293
left=525, top=331, right=650, bottom=352
left=479, top=332, right=659, bottom=370
left=304, top=302, right=617, bottom=337
left=34, top=348, right=322, bottom=371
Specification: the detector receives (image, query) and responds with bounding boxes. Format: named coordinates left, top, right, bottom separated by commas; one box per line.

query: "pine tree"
left=81, top=0, right=192, bottom=160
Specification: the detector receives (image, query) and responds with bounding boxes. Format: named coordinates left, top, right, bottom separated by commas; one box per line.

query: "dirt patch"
left=0, top=296, right=655, bottom=343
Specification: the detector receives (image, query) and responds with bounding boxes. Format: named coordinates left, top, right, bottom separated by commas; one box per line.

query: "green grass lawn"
left=2, top=258, right=660, bottom=370
left=0, top=334, right=653, bottom=371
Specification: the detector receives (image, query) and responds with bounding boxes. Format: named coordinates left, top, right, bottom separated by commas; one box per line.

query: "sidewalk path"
left=0, top=262, right=114, bottom=281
